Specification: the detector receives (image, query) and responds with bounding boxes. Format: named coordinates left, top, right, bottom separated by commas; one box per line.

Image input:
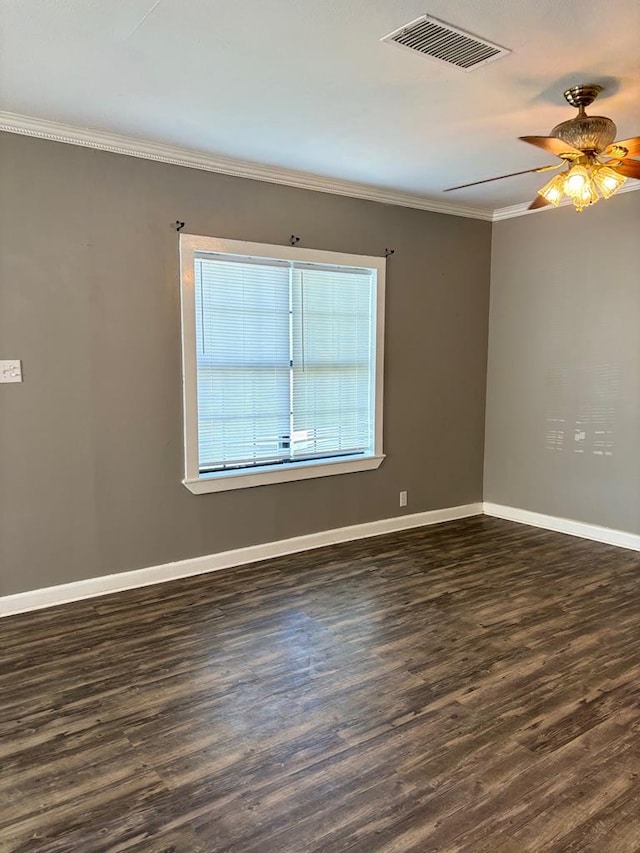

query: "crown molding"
left=492, top=179, right=640, bottom=221
left=4, top=111, right=635, bottom=223
left=0, top=111, right=493, bottom=221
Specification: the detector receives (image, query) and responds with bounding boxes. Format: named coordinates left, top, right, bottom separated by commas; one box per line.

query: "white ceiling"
left=1, top=0, right=639, bottom=212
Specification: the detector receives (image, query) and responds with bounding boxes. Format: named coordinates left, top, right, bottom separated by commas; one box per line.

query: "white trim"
left=7, top=501, right=638, bottom=617
left=0, top=503, right=483, bottom=617
left=181, top=235, right=390, bottom=269
left=0, top=111, right=492, bottom=221
left=184, top=455, right=385, bottom=494
left=483, top=502, right=640, bottom=551
left=179, top=234, right=386, bottom=493
left=491, top=180, right=640, bottom=221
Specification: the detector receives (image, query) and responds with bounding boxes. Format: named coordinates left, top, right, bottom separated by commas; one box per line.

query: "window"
left=180, top=235, right=385, bottom=493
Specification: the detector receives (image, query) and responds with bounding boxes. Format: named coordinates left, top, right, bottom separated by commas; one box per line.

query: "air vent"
left=381, top=15, right=510, bottom=71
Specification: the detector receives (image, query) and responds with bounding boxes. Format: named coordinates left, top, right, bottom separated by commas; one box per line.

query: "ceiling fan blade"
left=443, top=163, right=561, bottom=192
left=612, top=158, right=640, bottom=179
left=519, top=136, right=583, bottom=159
left=605, top=137, right=640, bottom=159
left=528, top=195, right=552, bottom=211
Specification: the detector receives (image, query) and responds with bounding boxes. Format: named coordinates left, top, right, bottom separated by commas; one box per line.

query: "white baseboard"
left=0, top=503, right=482, bottom=617
left=483, top=502, right=640, bottom=552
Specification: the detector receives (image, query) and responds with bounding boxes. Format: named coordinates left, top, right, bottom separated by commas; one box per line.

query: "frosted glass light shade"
left=537, top=173, right=566, bottom=206
left=592, top=165, right=627, bottom=199
left=564, top=165, right=590, bottom=198
left=572, top=179, right=599, bottom=212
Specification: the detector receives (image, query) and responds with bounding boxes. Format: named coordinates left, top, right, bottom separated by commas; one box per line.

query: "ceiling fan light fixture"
left=536, top=158, right=628, bottom=212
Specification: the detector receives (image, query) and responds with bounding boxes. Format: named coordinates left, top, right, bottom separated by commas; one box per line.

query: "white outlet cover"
left=0, top=360, right=23, bottom=383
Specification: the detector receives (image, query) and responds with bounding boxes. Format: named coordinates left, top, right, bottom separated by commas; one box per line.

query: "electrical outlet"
left=399, top=490, right=408, bottom=507
left=0, top=360, right=22, bottom=383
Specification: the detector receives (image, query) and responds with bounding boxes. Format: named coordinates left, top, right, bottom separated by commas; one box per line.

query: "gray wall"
left=0, top=133, right=491, bottom=596
left=485, top=190, right=640, bottom=533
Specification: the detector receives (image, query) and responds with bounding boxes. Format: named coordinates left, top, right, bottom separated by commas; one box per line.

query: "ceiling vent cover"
left=381, top=15, right=510, bottom=71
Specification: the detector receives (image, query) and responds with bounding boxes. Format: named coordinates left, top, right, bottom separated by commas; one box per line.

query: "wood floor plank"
left=2, top=516, right=640, bottom=851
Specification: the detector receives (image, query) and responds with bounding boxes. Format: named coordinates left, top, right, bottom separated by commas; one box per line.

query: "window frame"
left=180, top=234, right=386, bottom=494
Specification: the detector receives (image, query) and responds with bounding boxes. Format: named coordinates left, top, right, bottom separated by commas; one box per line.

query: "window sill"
left=183, top=454, right=385, bottom=494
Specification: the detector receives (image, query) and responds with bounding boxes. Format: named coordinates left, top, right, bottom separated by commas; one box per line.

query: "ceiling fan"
left=444, top=84, right=640, bottom=211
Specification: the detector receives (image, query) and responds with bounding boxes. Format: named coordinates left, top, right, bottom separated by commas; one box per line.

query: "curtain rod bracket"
left=290, top=235, right=301, bottom=246
left=175, top=221, right=185, bottom=232
left=384, top=248, right=395, bottom=258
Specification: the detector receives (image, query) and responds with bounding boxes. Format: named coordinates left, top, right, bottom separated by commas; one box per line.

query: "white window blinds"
left=194, top=252, right=377, bottom=473
left=291, top=265, right=374, bottom=461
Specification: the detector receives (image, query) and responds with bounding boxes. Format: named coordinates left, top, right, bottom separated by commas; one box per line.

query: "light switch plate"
left=0, top=360, right=23, bottom=383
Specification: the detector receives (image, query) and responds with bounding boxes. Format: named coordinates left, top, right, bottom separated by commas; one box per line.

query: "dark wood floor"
left=2, top=516, right=640, bottom=852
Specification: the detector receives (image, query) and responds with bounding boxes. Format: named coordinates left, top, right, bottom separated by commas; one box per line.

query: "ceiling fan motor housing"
left=552, top=114, right=617, bottom=153
left=553, top=84, right=616, bottom=153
